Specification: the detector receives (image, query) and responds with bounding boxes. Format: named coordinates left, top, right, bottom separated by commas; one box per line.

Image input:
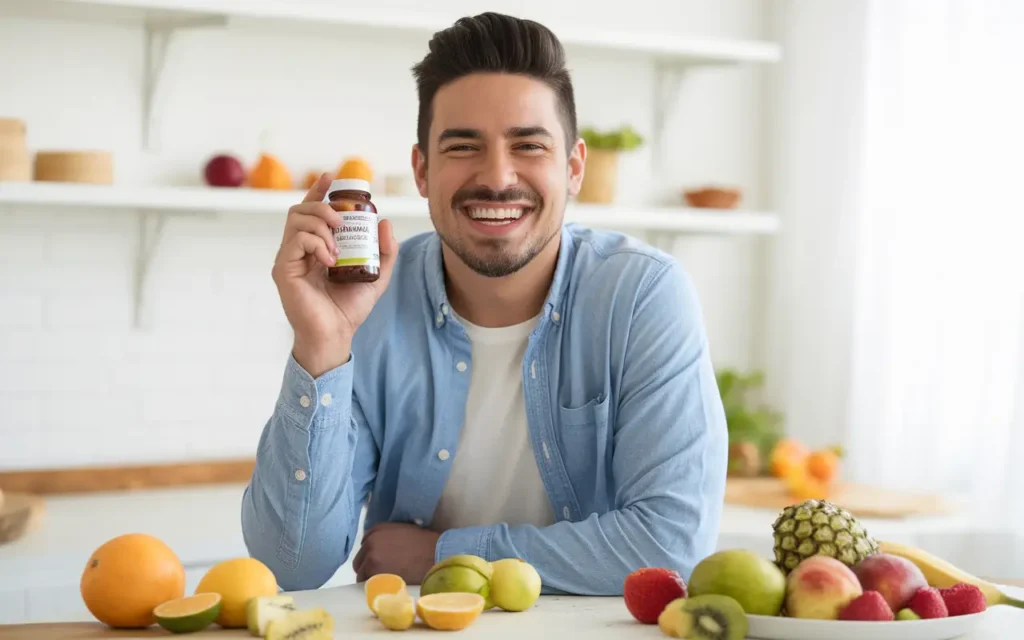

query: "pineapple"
left=772, top=499, right=879, bottom=574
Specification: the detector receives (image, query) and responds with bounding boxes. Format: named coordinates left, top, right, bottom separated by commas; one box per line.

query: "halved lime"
left=154, top=592, right=222, bottom=634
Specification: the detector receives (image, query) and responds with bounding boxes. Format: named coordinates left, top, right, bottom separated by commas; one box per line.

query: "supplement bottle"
left=325, top=178, right=380, bottom=283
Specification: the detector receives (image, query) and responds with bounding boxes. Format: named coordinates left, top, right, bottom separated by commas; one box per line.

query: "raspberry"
left=838, top=591, right=895, bottom=621
left=623, top=567, right=687, bottom=624
left=939, top=583, right=988, bottom=616
left=908, top=586, right=949, bottom=619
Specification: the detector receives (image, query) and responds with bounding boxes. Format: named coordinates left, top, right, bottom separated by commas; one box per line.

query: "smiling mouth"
left=460, top=205, right=534, bottom=226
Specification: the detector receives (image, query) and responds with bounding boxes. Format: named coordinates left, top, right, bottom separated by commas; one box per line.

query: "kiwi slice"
left=264, top=608, right=334, bottom=640
left=675, top=595, right=748, bottom=640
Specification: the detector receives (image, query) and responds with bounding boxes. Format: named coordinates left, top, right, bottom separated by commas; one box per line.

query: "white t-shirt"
left=430, top=311, right=556, bottom=531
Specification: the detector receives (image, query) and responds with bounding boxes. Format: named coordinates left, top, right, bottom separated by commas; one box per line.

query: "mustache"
left=452, top=186, right=542, bottom=209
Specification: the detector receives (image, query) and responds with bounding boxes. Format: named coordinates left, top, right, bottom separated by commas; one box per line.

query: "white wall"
left=0, top=0, right=772, bottom=470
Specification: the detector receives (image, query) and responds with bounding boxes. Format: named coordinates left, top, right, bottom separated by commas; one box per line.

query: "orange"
left=336, top=156, right=373, bottom=182
left=807, top=447, right=842, bottom=483
left=416, top=592, right=486, bottom=631
left=364, top=573, right=407, bottom=614
left=80, top=533, right=185, bottom=628
left=770, top=439, right=809, bottom=478
left=783, top=465, right=831, bottom=501
left=194, top=557, right=279, bottom=628
left=248, top=153, right=293, bottom=190
left=303, top=170, right=321, bottom=189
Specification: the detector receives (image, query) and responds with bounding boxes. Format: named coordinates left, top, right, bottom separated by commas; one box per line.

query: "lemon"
left=194, top=557, right=278, bottom=628
left=416, top=592, right=485, bottom=631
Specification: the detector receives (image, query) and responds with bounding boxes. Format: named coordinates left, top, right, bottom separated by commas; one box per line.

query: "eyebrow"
left=437, top=126, right=555, bottom=143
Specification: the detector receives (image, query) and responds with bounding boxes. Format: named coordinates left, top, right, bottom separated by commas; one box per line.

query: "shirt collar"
left=424, top=224, right=576, bottom=328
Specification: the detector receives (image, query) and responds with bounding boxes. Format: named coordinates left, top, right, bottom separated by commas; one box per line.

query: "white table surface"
left=288, top=583, right=1024, bottom=639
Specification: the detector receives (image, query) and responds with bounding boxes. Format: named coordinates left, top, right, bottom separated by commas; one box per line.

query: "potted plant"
left=716, top=368, right=784, bottom=477
left=577, top=125, right=643, bottom=204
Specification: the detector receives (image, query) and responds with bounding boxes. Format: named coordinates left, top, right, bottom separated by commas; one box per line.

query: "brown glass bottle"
left=325, top=179, right=380, bottom=283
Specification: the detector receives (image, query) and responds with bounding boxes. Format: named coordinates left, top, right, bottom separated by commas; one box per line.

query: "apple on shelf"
left=204, top=154, right=246, bottom=188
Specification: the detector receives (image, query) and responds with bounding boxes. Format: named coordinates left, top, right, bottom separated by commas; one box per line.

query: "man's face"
left=412, top=73, right=585, bottom=278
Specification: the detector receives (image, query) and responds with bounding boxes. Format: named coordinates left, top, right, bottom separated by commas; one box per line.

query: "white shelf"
left=0, top=181, right=779, bottom=235
left=7, top=0, right=782, bottom=66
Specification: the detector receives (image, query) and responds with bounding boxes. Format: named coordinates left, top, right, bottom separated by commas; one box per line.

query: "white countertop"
left=0, top=482, right=1008, bottom=591
left=288, top=583, right=1024, bottom=639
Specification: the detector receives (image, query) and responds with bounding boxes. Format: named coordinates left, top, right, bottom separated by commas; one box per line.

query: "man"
left=241, top=11, right=728, bottom=596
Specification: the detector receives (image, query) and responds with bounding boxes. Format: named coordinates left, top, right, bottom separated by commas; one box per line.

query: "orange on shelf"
left=807, top=446, right=843, bottom=483
left=336, top=156, right=373, bottom=183
left=248, top=153, right=293, bottom=190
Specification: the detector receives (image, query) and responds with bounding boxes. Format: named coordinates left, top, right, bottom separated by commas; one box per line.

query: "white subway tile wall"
left=0, top=0, right=767, bottom=470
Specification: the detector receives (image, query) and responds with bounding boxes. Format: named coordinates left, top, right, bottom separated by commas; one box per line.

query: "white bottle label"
left=332, top=211, right=379, bottom=268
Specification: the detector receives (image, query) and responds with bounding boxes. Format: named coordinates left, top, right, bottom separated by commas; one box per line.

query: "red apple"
left=853, top=553, right=928, bottom=612
left=786, top=556, right=863, bottom=620
left=204, top=154, right=246, bottom=187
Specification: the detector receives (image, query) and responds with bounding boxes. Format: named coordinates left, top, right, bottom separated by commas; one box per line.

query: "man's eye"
left=445, top=144, right=476, bottom=152
left=517, top=143, right=544, bottom=151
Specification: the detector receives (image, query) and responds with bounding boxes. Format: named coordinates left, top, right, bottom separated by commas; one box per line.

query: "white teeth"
left=466, top=207, right=525, bottom=220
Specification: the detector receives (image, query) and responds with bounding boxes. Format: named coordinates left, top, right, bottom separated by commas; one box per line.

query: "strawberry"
left=838, top=591, right=895, bottom=621
left=623, top=567, right=687, bottom=624
left=939, top=583, right=987, bottom=616
left=908, top=586, right=949, bottom=619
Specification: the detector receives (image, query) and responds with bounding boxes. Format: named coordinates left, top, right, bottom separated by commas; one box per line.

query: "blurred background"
left=1, top=0, right=1022, bottom=626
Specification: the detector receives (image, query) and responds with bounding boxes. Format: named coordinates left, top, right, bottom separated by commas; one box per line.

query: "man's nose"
left=475, top=147, right=518, bottom=192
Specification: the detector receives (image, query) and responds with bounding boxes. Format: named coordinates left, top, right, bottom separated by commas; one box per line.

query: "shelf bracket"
left=133, top=211, right=166, bottom=329
left=142, top=15, right=227, bottom=151
left=651, top=61, right=692, bottom=175
left=645, top=230, right=678, bottom=253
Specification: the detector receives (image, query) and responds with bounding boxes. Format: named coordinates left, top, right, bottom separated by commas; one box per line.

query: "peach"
left=853, top=553, right=928, bottom=612
left=785, top=556, right=863, bottom=620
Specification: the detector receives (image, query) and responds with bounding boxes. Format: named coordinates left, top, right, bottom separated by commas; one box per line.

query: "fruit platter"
left=623, top=499, right=1023, bottom=640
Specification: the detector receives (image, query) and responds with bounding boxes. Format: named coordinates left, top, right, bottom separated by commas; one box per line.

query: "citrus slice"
left=153, top=592, right=221, bottom=634
left=365, top=573, right=408, bottom=614
left=374, top=593, right=416, bottom=631
left=416, top=592, right=486, bottom=631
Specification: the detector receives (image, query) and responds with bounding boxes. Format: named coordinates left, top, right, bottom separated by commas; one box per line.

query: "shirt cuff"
left=275, top=351, right=355, bottom=432
left=435, top=525, right=495, bottom=563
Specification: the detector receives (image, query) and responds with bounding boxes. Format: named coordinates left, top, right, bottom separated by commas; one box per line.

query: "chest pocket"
left=557, top=394, right=612, bottom=511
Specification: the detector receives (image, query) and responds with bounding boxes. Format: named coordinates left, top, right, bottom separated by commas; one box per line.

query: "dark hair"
left=411, top=12, right=578, bottom=155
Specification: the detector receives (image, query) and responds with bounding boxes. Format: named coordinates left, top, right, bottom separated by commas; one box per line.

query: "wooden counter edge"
left=0, top=459, right=255, bottom=495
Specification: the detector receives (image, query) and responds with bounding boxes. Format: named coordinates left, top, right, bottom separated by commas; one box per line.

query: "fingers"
left=278, top=231, right=334, bottom=268
left=286, top=201, right=342, bottom=232
left=302, top=171, right=333, bottom=204
left=353, top=542, right=368, bottom=580
left=288, top=214, right=338, bottom=258
left=372, top=218, right=399, bottom=296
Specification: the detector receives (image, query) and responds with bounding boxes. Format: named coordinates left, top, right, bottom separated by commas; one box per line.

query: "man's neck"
left=442, top=233, right=561, bottom=328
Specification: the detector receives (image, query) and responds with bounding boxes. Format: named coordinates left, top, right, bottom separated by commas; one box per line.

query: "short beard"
left=437, top=225, right=559, bottom=278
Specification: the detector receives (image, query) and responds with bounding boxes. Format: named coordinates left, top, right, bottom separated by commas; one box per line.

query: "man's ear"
left=411, top=144, right=428, bottom=197
left=567, top=138, right=586, bottom=196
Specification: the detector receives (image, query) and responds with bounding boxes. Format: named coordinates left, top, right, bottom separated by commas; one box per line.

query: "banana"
left=879, top=539, right=1024, bottom=609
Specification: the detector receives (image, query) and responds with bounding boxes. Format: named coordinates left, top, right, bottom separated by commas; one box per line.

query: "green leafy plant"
left=717, top=368, right=785, bottom=462
left=579, top=125, right=644, bottom=151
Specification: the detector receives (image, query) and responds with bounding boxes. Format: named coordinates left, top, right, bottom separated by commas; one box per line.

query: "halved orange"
left=364, top=573, right=407, bottom=615
left=416, top=592, right=486, bottom=631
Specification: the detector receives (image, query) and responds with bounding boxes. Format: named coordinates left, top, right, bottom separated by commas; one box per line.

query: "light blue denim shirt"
left=241, top=223, right=728, bottom=595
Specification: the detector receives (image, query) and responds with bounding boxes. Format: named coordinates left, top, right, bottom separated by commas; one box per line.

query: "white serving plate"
left=745, top=611, right=988, bottom=640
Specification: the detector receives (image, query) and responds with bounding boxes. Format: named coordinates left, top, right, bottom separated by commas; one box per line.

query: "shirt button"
left=295, top=469, right=307, bottom=481
left=435, top=313, right=444, bottom=327
left=441, top=303, right=450, bottom=315
left=414, top=518, right=424, bottom=526
left=299, top=395, right=311, bottom=408
left=552, top=311, right=560, bottom=321
left=320, top=393, right=332, bottom=407
left=438, top=449, right=450, bottom=461
left=456, top=361, right=467, bottom=372
left=562, top=506, right=570, bottom=519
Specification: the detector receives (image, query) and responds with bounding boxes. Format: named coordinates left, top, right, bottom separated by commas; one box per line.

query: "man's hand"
left=353, top=522, right=441, bottom=584
left=272, top=171, right=399, bottom=377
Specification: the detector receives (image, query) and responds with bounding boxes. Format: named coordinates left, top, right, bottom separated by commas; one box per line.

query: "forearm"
left=241, top=353, right=373, bottom=592
left=436, top=489, right=723, bottom=596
